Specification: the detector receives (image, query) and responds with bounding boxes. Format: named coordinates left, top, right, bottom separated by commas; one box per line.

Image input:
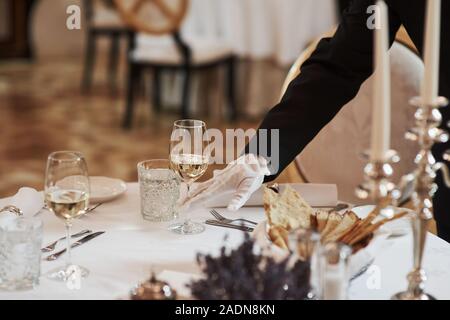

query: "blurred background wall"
left=32, top=0, right=85, bottom=59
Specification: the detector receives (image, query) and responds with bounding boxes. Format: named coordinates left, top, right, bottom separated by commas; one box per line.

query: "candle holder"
left=392, top=96, right=450, bottom=300
left=355, top=149, right=400, bottom=217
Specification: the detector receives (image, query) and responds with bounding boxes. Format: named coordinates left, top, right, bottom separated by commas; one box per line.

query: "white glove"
left=181, top=154, right=271, bottom=211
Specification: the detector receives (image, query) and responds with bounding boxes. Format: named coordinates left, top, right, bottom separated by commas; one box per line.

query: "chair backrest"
left=84, top=0, right=127, bottom=29
left=131, top=0, right=231, bottom=63
left=114, top=0, right=189, bottom=35
left=281, top=35, right=422, bottom=204
left=133, top=0, right=228, bottom=46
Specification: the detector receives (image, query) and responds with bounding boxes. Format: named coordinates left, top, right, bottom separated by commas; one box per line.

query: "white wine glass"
left=44, top=151, right=90, bottom=281
left=169, top=120, right=209, bottom=235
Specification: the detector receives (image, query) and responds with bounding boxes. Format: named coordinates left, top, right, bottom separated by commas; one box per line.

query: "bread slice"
left=323, top=211, right=359, bottom=243
left=320, top=212, right=343, bottom=238
left=310, top=211, right=318, bottom=230
left=268, top=225, right=289, bottom=250
left=263, top=185, right=313, bottom=230
left=263, top=187, right=279, bottom=225
left=315, top=210, right=329, bottom=233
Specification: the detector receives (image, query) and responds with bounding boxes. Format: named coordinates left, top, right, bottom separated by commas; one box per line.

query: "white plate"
left=89, top=176, right=127, bottom=203
left=352, top=205, right=413, bottom=237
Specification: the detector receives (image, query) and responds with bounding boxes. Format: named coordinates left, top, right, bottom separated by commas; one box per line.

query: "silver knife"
left=205, top=220, right=254, bottom=233
left=44, top=231, right=105, bottom=261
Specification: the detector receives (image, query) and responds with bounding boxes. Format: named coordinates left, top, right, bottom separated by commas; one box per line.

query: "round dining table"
left=1, top=183, right=450, bottom=300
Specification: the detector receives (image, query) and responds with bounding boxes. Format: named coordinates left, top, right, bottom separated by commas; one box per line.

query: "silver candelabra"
left=357, top=96, right=450, bottom=300
left=391, top=96, right=450, bottom=300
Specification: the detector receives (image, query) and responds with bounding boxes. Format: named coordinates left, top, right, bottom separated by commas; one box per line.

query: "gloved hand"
left=181, top=154, right=271, bottom=211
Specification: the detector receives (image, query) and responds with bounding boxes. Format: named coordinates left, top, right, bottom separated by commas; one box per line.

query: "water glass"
left=288, top=228, right=321, bottom=299
left=0, top=216, right=43, bottom=291
left=138, top=159, right=180, bottom=222
left=318, top=242, right=352, bottom=300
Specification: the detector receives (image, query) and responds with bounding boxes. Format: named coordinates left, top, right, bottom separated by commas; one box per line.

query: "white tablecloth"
left=1, top=183, right=450, bottom=300
left=141, top=0, right=338, bottom=66
left=211, top=0, right=337, bottom=65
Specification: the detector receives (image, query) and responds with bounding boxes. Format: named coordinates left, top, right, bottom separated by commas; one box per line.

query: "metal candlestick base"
left=392, top=293, right=435, bottom=300
left=392, top=96, right=450, bottom=301
left=356, top=150, right=400, bottom=217
left=392, top=262, right=436, bottom=300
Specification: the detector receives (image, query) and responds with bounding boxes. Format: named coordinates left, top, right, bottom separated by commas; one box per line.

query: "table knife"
left=205, top=220, right=254, bottom=232
left=44, top=231, right=105, bottom=261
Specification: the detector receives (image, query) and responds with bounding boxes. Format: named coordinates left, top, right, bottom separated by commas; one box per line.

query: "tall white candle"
left=422, top=0, right=441, bottom=105
left=371, top=0, right=391, bottom=161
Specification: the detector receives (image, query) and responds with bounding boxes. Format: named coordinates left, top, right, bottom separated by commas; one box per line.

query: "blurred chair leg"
left=226, top=57, right=237, bottom=121
left=123, top=63, right=141, bottom=129
left=82, top=31, right=96, bottom=93
left=181, top=68, right=192, bottom=119
left=108, top=32, right=120, bottom=95
left=152, top=68, right=162, bottom=113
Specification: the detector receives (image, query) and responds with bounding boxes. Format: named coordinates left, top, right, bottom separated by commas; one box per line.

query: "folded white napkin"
left=9, top=187, right=44, bottom=216
left=201, top=183, right=338, bottom=208
left=0, top=188, right=44, bottom=225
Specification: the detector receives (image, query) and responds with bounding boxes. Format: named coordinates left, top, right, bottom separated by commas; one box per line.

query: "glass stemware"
left=44, top=151, right=90, bottom=282
left=169, top=120, right=209, bottom=235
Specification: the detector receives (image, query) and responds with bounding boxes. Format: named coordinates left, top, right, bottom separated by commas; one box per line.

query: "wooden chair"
left=114, top=0, right=237, bottom=129
left=81, top=0, right=134, bottom=94
left=280, top=28, right=422, bottom=204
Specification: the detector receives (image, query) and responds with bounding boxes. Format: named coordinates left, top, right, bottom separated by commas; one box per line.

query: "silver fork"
left=83, top=202, right=104, bottom=215
left=210, top=209, right=258, bottom=226
left=41, top=229, right=92, bottom=252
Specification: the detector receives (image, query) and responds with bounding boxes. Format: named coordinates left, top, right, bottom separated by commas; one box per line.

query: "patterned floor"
left=0, top=58, right=288, bottom=197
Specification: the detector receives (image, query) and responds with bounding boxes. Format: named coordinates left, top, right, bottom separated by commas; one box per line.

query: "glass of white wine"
left=44, top=151, right=90, bottom=281
left=169, top=120, right=209, bottom=235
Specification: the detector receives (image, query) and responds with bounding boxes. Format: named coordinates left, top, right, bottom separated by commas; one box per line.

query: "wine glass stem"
left=65, top=220, right=72, bottom=268
left=184, top=182, right=192, bottom=226
left=184, top=181, right=191, bottom=225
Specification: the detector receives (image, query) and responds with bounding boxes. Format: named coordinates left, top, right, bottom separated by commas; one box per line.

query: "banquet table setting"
left=1, top=181, right=450, bottom=300
left=2, top=0, right=450, bottom=304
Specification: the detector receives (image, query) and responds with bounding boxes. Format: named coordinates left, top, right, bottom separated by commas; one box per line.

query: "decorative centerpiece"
left=188, top=235, right=311, bottom=300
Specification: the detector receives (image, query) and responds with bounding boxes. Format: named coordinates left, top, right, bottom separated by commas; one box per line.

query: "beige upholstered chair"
left=280, top=28, right=422, bottom=204
left=115, top=0, right=236, bottom=128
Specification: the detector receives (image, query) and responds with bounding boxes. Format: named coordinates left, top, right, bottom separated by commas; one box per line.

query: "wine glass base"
left=46, top=264, right=89, bottom=283
left=391, top=291, right=436, bottom=300
left=169, top=220, right=205, bottom=235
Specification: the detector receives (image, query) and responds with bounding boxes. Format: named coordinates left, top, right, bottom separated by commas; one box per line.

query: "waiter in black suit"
left=184, top=0, right=450, bottom=242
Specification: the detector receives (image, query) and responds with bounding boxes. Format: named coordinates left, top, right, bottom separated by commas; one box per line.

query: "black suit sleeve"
left=247, top=0, right=401, bottom=182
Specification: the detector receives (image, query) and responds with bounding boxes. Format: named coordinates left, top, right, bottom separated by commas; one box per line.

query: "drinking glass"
left=288, top=227, right=321, bottom=299
left=318, top=242, right=352, bottom=300
left=0, top=216, right=43, bottom=291
left=169, top=119, right=209, bottom=235
left=44, top=151, right=90, bottom=281
left=138, top=159, right=180, bottom=222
